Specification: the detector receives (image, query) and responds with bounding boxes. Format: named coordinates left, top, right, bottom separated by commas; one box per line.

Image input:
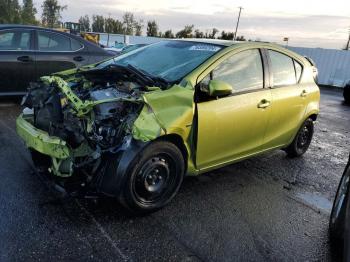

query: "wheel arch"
left=307, top=113, right=318, bottom=121
left=155, top=134, right=189, bottom=174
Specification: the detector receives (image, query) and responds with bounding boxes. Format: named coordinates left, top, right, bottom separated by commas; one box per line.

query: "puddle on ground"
left=295, top=192, right=333, bottom=213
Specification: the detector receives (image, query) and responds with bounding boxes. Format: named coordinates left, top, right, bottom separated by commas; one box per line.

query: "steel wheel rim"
left=133, top=154, right=177, bottom=205
left=297, top=125, right=311, bottom=150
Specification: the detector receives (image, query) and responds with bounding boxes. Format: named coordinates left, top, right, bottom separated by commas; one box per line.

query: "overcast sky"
left=34, top=0, right=350, bottom=49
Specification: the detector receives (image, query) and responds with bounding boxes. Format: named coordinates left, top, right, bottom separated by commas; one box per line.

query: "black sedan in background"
left=0, top=25, right=114, bottom=95
left=329, top=154, right=350, bottom=261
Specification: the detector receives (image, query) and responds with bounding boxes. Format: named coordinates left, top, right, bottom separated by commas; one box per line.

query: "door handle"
left=73, top=56, right=84, bottom=62
left=17, top=56, right=33, bottom=62
left=257, top=99, right=271, bottom=109
left=301, top=90, right=308, bottom=97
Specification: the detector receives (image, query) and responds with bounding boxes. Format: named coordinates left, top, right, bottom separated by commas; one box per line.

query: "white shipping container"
left=288, top=47, right=350, bottom=88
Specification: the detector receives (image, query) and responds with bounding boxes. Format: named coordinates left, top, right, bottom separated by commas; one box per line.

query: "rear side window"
left=0, top=30, right=31, bottom=51
left=269, top=50, right=297, bottom=86
left=38, top=31, right=82, bottom=51
left=71, top=38, right=83, bottom=51
left=212, top=49, right=264, bottom=92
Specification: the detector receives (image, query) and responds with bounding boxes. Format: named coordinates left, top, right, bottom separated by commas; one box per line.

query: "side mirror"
left=208, top=80, right=233, bottom=97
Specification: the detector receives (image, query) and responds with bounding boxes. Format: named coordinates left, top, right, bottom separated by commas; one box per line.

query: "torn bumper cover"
left=16, top=114, right=70, bottom=160
left=16, top=112, right=149, bottom=196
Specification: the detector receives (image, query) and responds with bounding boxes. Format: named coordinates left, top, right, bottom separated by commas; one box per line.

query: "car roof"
left=0, top=24, right=51, bottom=30
left=0, top=24, right=80, bottom=36
left=0, top=24, right=110, bottom=53
left=175, top=38, right=282, bottom=48
left=170, top=39, right=308, bottom=66
left=178, top=38, right=237, bottom=46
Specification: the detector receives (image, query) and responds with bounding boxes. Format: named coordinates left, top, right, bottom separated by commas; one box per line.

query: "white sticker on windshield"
left=189, top=45, right=221, bottom=52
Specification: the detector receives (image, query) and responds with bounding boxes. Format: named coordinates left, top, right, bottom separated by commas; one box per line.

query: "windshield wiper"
left=126, top=64, right=169, bottom=88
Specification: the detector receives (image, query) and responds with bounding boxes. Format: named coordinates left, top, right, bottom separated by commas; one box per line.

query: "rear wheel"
left=286, top=118, right=314, bottom=157
left=120, top=141, right=184, bottom=214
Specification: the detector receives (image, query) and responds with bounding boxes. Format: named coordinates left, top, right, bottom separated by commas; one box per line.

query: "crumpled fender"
left=132, top=85, right=194, bottom=142
left=101, top=86, right=196, bottom=195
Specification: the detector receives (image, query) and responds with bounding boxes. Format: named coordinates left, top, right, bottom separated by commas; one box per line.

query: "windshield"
left=97, top=40, right=224, bottom=83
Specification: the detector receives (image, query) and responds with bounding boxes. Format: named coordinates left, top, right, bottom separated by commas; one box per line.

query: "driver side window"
left=201, top=49, right=264, bottom=94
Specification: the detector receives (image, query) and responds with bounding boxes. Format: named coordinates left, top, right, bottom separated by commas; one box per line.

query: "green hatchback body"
left=16, top=39, right=320, bottom=213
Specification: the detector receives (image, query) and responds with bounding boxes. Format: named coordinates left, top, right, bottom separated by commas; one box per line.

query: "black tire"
left=286, top=118, right=314, bottom=157
left=329, top=163, right=350, bottom=253
left=344, top=86, right=350, bottom=104
left=120, top=140, right=185, bottom=215
left=29, top=149, right=51, bottom=173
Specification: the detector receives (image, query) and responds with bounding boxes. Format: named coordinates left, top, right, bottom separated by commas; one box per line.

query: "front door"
left=196, top=49, right=272, bottom=170
left=0, top=29, right=36, bottom=94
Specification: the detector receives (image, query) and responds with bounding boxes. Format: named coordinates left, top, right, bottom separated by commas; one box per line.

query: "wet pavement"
left=0, top=88, right=349, bottom=261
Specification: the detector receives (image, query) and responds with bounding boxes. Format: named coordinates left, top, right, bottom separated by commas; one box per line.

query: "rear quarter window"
left=71, top=38, right=83, bottom=51
left=268, top=50, right=298, bottom=86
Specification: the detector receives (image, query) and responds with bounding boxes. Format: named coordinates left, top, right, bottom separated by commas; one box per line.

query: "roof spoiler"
left=304, top=56, right=316, bottom=66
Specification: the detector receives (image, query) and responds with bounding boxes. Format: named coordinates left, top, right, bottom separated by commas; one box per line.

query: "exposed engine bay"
left=20, top=65, right=158, bottom=194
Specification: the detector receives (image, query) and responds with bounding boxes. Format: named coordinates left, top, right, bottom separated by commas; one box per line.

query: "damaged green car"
left=17, top=40, right=320, bottom=214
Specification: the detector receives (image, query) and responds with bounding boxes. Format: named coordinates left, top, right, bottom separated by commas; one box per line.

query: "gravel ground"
left=0, top=88, right=349, bottom=261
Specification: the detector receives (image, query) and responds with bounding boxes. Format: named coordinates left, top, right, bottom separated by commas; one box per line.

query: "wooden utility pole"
left=346, top=28, right=350, bottom=50
left=234, top=7, right=243, bottom=41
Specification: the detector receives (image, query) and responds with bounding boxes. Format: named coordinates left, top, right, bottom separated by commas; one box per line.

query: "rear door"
left=263, top=49, right=307, bottom=148
left=35, top=30, right=87, bottom=77
left=0, top=29, right=35, bottom=94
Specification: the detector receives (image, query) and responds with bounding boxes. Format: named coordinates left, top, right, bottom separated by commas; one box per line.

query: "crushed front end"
left=16, top=65, right=155, bottom=196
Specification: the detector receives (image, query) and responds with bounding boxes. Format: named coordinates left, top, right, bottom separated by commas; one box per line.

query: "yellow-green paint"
left=16, top=40, right=320, bottom=178
left=16, top=114, right=70, bottom=159
left=130, top=42, right=320, bottom=175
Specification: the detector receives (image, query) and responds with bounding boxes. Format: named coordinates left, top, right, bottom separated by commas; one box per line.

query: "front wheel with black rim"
left=120, top=140, right=185, bottom=215
left=285, top=118, right=314, bottom=157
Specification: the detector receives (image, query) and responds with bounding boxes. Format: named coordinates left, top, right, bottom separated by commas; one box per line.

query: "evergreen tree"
left=92, top=15, right=104, bottom=32
left=176, top=25, right=194, bottom=38
left=0, top=0, right=22, bottom=24
left=78, top=15, right=90, bottom=32
left=41, top=0, right=67, bottom=28
left=146, top=20, right=158, bottom=37
left=163, top=30, right=174, bottom=38
left=21, top=0, right=37, bottom=25
left=122, top=12, right=135, bottom=35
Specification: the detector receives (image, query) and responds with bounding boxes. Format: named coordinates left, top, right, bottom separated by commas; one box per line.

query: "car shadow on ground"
left=55, top=150, right=308, bottom=221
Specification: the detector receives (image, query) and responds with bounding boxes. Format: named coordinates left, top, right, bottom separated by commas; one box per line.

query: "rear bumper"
left=16, top=114, right=70, bottom=159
